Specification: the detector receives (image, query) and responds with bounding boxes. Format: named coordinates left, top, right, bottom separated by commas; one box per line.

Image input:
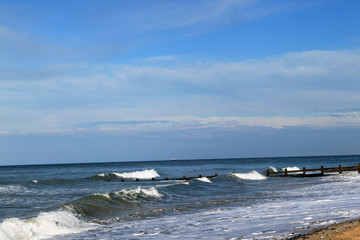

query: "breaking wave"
left=230, top=171, right=267, bottom=180
left=65, top=187, right=163, bottom=219
left=267, top=166, right=278, bottom=173
left=100, top=187, right=163, bottom=200
left=88, top=169, right=160, bottom=180
left=0, top=210, right=94, bottom=240
left=281, top=166, right=300, bottom=171
left=196, top=177, right=212, bottom=183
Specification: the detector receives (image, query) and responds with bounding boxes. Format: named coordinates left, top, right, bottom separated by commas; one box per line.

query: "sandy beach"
left=290, top=219, right=360, bottom=240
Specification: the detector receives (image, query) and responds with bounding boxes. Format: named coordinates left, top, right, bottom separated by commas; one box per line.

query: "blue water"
left=1, top=155, right=360, bottom=239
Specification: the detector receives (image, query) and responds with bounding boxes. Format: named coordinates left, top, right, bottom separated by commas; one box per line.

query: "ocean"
left=1, top=155, right=360, bottom=240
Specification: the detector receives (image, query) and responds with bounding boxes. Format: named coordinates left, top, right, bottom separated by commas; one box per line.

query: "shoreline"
left=289, top=219, right=360, bottom=240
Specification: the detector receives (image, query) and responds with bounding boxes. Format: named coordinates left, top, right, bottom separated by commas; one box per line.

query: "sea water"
left=1, top=155, right=360, bottom=240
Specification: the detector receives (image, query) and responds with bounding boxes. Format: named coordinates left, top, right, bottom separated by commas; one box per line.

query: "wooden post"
left=303, top=167, right=306, bottom=175
left=285, top=168, right=288, bottom=176
left=339, top=164, right=342, bottom=174
left=266, top=169, right=270, bottom=176
left=321, top=165, right=324, bottom=175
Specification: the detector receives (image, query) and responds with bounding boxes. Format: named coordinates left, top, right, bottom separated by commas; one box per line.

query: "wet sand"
left=289, top=219, right=360, bottom=240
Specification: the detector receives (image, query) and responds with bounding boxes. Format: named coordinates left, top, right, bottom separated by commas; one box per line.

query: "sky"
left=1, top=0, right=360, bottom=165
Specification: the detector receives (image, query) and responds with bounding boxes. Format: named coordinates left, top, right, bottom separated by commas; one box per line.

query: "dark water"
left=1, top=155, right=360, bottom=239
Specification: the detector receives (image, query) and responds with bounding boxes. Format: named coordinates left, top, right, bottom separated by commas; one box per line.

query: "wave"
left=155, top=180, right=189, bottom=188
left=88, top=169, right=160, bottom=180
left=196, top=177, right=212, bottom=183
left=0, top=185, right=29, bottom=194
left=65, top=187, right=163, bottom=219
left=230, top=171, right=267, bottom=180
left=0, top=210, right=94, bottom=240
left=102, top=187, right=163, bottom=200
left=281, top=166, right=300, bottom=171
left=26, top=178, right=75, bottom=186
left=267, top=166, right=278, bottom=173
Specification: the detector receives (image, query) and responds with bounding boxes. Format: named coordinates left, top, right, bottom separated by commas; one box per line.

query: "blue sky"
left=1, top=0, right=360, bottom=165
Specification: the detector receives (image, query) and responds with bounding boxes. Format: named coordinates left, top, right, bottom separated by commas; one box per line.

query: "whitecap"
left=156, top=180, right=188, bottom=188
left=114, top=187, right=163, bottom=200
left=0, top=210, right=95, bottom=240
left=0, top=185, right=29, bottom=194
left=93, top=193, right=111, bottom=199
left=281, top=166, right=300, bottom=171
left=268, top=166, right=278, bottom=173
left=231, top=171, right=267, bottom=180
left=196, top=177, right=212, bottom=183
left=113, top=169, right=160, bottom=179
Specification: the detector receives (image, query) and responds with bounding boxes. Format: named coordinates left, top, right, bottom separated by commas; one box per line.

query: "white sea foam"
left=281, top=166, right=300, bottom=171
left=268, top=166, right=278, bottom=173
left=101, top=169, right=160, bottom=179
left=196, top=177, right=212, bottom=183
left=231, top=171, right=267, bottom=180
left=119, top=187, right=163, bottom=198
left=0, top=185, right=29, bottom=194
left=0, top=210, right=95, bottom=240
left=97, top=187, right=164, bottom=201
left=94, top=193, right=112, bottom=199
left=156, top=180, right=188, bottom=188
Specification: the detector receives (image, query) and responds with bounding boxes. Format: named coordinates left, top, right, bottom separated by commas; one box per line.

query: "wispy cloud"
left=0, top=0, right=318, bottom=64
left=94, top=0, right=267, bottom=32
left=2, top=111, right=360, bottom=136
left=1, top=49, right=360, bottom=135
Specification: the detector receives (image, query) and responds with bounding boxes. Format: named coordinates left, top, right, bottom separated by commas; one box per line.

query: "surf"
left=230, top=171, right=267, bottom=180
left=64, top=187, right=164, bottom=220
left=87, top=169, right=160, bottom=180
left=0, top=210, right=95, bottom=240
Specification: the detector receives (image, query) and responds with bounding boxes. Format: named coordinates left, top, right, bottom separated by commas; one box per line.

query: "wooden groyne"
left=117, top=173, right=219, bottom=182
left=267, top=164, right=360, bottom=177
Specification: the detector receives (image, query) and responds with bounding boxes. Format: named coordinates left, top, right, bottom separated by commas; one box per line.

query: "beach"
left=291, top=219, right=360, bottom=240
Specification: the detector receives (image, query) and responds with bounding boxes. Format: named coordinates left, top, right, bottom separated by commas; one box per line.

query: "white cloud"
left=118, top=0, right=311, bottom=31
left=2, top=109, right=360, bottom=136
left=99, top=0, right=261, bottom=32
left=1, top=49, right=360, bottom=134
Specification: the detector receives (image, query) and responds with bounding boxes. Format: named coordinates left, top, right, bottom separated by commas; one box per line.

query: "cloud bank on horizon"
left=1, top=0, right=360, bottom=163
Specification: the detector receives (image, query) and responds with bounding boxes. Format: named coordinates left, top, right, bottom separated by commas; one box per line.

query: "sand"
left=289, top=219, right=360, bottom=240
